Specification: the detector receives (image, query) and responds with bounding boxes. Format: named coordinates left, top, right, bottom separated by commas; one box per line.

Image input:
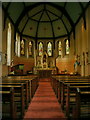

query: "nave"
left=24, top=78, right=66, bottom=119
left=1, top=75, right=90, bottom=120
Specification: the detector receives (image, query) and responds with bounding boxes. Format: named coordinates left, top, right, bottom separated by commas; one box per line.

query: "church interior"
left=0, top=1, right=90, bottom=120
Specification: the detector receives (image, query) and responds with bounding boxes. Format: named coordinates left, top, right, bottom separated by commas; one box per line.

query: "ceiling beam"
left=79, top=2, right=86, bottom=30
left=15, top=2, right=43, bottom=27
left=21, top=18, right=29, bottom=34
left=35, top=9, right=44, bottom=49
left=61, top=18, right=69, bottom=34
left=47, top=2, right=75, bottom=39
left=47, top=9, right=70, bottom=36
left=30, top=10, right=43, bottom=18
left=47, top=2, right=74, bottom=27
left=46, top=9, right=55, bottom=49
left=22, top=33, right=68, bottom=40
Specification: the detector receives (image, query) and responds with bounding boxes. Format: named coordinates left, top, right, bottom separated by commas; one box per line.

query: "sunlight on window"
left=39, top=42, right=43, bottom=56
left=66, top=39, right=69, bottom=55
left=7, top=23, right=11, bottom=66
left=21, top=39, right=25, bottom=56
left=58, top=41, right=62, bottom=56
left=47, top=42, right=52, bottom=56
left=28, top=41, right=32, bottom=56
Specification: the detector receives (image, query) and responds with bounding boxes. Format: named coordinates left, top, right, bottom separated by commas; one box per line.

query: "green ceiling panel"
left=23, top=20, right=37, bottom=37
left=47, top=11, right=59, bottom=21
left=62, top=15, right=72, bottom=32
left=40, top=11, right=50, bottom=21
left=38, top=23, right=53, bottom=37
left=8, top=2, right=24, bottom=23
left=2, top=2, right=89, bottom=39
left=31, top=11, right=42, bottom=21
left=53, top=19, right=67, bottom=37
left=46, top=4, right=62, bottom=18
left=28, top=4, right=43, bottom=17
left=65, top=2, right=82, bottom=23
left=18, top=15, right=28, bottom=32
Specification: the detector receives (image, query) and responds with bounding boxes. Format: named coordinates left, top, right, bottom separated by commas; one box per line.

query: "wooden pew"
left=60, top=81, right=90, bottom=109
left=51, top=76, right=90, bottom=119
left=51, top=76, right=90, bottom=102
left=1, top=80, right=29, bottom=108
left=1, top=87, right=17, bottom=120
left=2, top=76, right=39, bottom=102
left=66, top=85, right=90, bottom=117
left=66, top=86, right=90, bottom=119
left=1, top=84, right=25, bottom=119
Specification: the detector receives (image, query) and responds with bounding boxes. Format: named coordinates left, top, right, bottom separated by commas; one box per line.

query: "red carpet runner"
left=24, top=78, right=67, bottom=119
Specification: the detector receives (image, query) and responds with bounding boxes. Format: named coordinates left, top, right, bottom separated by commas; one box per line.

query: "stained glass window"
left=28, top=41, right=32, bottom=56
left=58, top=41, right=62, bottom=56
left=7, top=23, right=11, bottom=66
left=47, top=42, right=52, bottom=56
left=39, top=42, right=43, bottom=56
left=20, top=39, right=25, bottom=56
left=66, top=39, right=69, bottom=55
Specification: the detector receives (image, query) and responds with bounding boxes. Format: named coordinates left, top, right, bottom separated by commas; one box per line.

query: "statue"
left=41, top=51, right=48, bottom=68
left=74, top=60, right=80, bottom=74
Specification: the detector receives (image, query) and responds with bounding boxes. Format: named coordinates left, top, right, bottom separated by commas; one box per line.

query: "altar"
left=33, top=50, right=57, bottom=77
left=37, top=68, right=55, bottom=78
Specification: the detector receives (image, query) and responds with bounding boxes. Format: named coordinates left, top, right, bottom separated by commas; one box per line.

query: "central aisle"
left=24, top=78, right=67, bottom=119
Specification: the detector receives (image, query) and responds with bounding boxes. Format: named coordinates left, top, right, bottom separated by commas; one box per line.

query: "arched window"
left=47, top=42, right=52, bottom=56
left=66, top=39, right=69, bottom=55
left=39, top=42, right=43, bottom=56
left=58, top=41, right=62, bottom=56
left=28, top=41, right=32, bottom=56
left=20, top=39, right=25, bottom=56
left=7, top=23, right=11, bottom=66
left=15, top=33, right=20, bottom=57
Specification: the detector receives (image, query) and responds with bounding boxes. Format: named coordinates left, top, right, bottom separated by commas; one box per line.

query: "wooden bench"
left=1, top=76, right=39, bottom=118
left=51, top=76, right=90, bottom=119
left=2, top=76, right=39, bottom=102
left=1, top=80, right=29, bottom=108
left=0, top=87, right=17, bottom=120
left=66, top=86, right=90, bottom=119
left=1, top=84, right=25, bottom=119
